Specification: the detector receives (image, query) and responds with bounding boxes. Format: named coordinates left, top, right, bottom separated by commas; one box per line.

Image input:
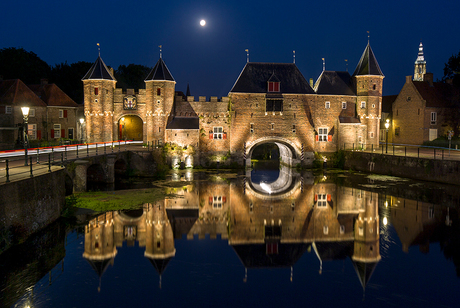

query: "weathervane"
left=245, top=49, right=249, bottom=63
left=322, top=58, right=325, bottom=71
left=159, top=45, right=162, bottom=59
left=345, top=59, right=348, bottom=72
left=293, top=50, right=296, bottom=64
left=97, top=43, right=100, bottom=57
left=367, top=31, right=370, bottom=43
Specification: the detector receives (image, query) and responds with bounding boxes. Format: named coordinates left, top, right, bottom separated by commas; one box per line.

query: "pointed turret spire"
left=353, top=43, right=384, bottom=77
left=145, top=58, right=175, bottom=82
left=414, top=42, right=426, bottom=81
left=82, top=55, right=116, bottom=81
left=186, top=83, right=191, bottom=96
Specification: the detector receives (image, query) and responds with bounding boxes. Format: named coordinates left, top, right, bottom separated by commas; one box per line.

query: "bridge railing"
left=342, top=142, right=460, bottom=161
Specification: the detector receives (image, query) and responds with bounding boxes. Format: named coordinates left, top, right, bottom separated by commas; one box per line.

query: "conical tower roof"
left=352, top=260, right=378, bottom=289
left=145, top=58, right=175, bottom=82
left=82, top=56, right=116, bottom=81
left=353, top=43, right=384, bottom=77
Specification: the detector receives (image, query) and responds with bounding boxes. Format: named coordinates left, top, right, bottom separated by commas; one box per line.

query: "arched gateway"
left=245, top=137, right=301, bottom=167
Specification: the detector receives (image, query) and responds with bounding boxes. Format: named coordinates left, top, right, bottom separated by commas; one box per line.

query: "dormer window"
left=268, top=81, right=280, bottom=92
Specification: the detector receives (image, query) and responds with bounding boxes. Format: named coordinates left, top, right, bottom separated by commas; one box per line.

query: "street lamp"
left=79, top=118, right=84, bottom=143
left=385, top=118, right=390, bottom=154
left=21, top=106, right=30, bottom=166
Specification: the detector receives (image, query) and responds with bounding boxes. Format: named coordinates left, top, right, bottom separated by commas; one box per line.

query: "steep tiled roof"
left=166, top=117, right=199, bottom=129
left=413, top=81, right=460, bottom=108
left=28, top=83, right=79, bottom=107
left=82, top=56, right=116, bottom=81
left=145, top=58, right=175, bottom=81
left=314, top=71, right=356, bottom=95
left=353, top=43, right=384, bottom=77
left=0, top=79, right=47, bottom=107
left=230, top=63, right=314, bottom=94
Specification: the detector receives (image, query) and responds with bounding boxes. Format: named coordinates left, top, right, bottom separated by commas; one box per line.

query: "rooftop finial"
left=293, top=50, right=296, bottom=64
left=97, top=43, right=100, bottom=57
left=245, top=49, right=249, bottom=63
left=367, top=31, right=370, bottom=43
left=159, top=45, right=162, bottom=59
left=322, top=58, right=325, bottom=71
left=345, top=59, right=348, bottom=72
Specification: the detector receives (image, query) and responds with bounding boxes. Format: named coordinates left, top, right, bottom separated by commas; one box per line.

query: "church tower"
left=144, top=57, right=176, bottom=145
left=353, top=43, right=384, bottom=148
left=82, top=55, right=117, bottom=143
left=414, top=42, right=426, bottom=81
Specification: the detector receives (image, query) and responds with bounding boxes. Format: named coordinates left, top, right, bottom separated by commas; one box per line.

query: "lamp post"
left=21, top=107, right=30, bottom=166
left=385, top=119, right=390, bottom=154
left=79, top=118, right=84, bottom=143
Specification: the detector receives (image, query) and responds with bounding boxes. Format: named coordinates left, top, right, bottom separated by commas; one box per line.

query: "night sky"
left=2, top=0, right=460, bottom=97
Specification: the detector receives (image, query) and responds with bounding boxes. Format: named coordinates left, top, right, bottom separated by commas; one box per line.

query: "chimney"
left=40, top=78, right=48, bottom=85
left=424, top=73, right=434, bottom=86
left=406, top=76, right=412, bottom=83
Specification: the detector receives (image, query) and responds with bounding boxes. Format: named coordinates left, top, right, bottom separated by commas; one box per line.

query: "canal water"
left=2, top=163, right=460, bottom=307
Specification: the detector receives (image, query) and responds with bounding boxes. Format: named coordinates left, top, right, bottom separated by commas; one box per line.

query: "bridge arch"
left=245, top=137, right=301, bottom=167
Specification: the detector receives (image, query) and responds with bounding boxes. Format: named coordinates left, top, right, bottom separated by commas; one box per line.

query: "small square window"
left=431, top=112, right=437, bottom=125
left=5, top=106, right=12, bottom=114
left=325, top=101, right=330, bottom=109
left=292, top=125, right=296, bottom=133
left=94, top=87, right=98, bottom=95
left=29, top=109, right=35, bottom=117
left=59, top=109, right=64, bottom=118
left=323, top=226, right=329, bottom=235
left=361, top=101, right=366, bottom=109
left=317, top=194, right=327, bottom=207
left=271, top=123, right=274, bottom=130
left=370, top=132, right=374, bottom=138
left=250, top=123, right=254, bottom=133
left=342, top=102, right=347, bottom=109
left=318, top=128, right=328, bottom=142
left=157, top=88, right=161, bottom=96
left=213, top=127, right=223, bottom=139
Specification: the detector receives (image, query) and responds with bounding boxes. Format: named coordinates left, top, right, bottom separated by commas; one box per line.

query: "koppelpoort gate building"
left=82, top=42, right=384, bottom=167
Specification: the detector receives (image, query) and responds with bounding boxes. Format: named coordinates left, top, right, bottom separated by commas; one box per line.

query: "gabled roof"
left=28, top=83, right=79, bottom=107
left=82, top=56, right=116, bottom=81
left=0, top=79, right=47, bottom=107
left=353, top=43, right=384, bottom=77
left=412, top=81, right=460, bottom=108
left=145, top=58, right=175, bottom=82
left=232, top=243, right=309, bottom=268
left=230, top=63, right=315, bottom=94
left=166, top=117, right=199, bottom=130
left=314, top=71, right=356, bottom=95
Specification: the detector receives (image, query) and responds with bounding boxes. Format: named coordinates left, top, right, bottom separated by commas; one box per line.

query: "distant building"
left=0, top=79, right=82, bottom=149
left=390, top=43, right=460, bottom=145
left=83, top=42, right=384, bottom=166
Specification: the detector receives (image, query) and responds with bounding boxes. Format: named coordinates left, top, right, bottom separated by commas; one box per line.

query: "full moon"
left=200, top=19, right=206, bottom=26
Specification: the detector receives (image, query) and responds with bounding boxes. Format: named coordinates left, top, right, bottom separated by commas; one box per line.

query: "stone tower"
left=144, top=57, right=176, bottom=145
left=353, top=43, right=384, bottom=148
left=82, top=56, right=117, bottom=143
left=414, top=42, right=426, bottom=81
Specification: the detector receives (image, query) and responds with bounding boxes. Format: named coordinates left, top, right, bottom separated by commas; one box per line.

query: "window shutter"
left=64, top=110, right=67, bottom=118
left=51, top=129, right=54, bottom=138
left=223, top=196, right=226, bottom=203
left=316, top=135, right=319, bottom=142
left=37, top=130, right=41, bottom=140
left=327, top=194, right=331, bottom=202
left=61, top=129, right=65, bottom=138
left=223, top=132, right=227, bottom=139
left=209, top=133, right=213, bottom=139
left=314, top=194, right=318, bottom=202
left=327, top=135, right=332, bottom=142
left=268, top=82, right=273, bottom=92
left=209, top=196, right=213, bottom=205
left=274, top=82, right=279, bottom=92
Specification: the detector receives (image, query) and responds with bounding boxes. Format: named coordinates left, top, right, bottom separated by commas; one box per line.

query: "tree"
left=0, top=47, right=51, bottom=84
left=50, top=61, right=93, bottom=104
left=442, top=51, right=460, bottom=86
left=114, top=64, right=151, bottom=90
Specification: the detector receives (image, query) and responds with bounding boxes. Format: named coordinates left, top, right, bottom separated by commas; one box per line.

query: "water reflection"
left=6, top=169, right=460, bottom=307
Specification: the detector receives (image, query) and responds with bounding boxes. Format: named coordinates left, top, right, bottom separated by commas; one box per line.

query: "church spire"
left=414, top=42, right=426, bottom=81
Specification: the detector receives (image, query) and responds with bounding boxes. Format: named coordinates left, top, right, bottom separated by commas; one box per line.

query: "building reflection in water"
left=83, top=169, right=460, bottom=291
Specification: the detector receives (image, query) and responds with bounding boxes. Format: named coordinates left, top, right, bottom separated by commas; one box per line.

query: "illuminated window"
left=213, top=127, right=223, bottom=139
left=213, top=196, right=223, bottom=209
left=59, top=109, right=64, bottom=118
left=359, top=226, right=364, bottom=236
left=317, top=194, right=327, bottom=207
left=323, top=226, right=329, bottom=235
left=340, top=225, right=345, bottom=234
left=318, top=128, right=328, bottom=141
left=342, top=102, right=347, bottom=109
left=28, top=124, right=37, bottom=140
left=53, top=124, right=61, bottom=138
left=361, top=101, right=366, bottom=109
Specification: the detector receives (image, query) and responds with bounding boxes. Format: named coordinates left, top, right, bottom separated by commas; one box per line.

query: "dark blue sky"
left=1, top=0, right=460, bottom=97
